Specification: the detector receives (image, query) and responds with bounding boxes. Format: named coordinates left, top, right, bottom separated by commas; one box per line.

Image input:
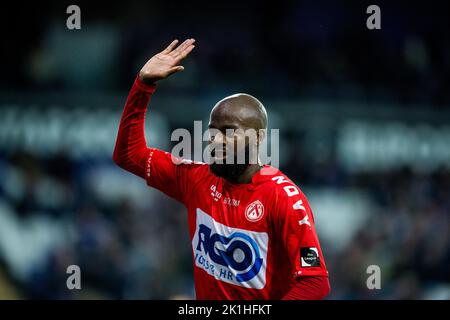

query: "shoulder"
left=259, top=167, right=308, bottom=212
left=260, top=167, right=306, bottom=199
left=150, top=148, right=207, bottom=170
left=172, top=156, right=208, bottom=169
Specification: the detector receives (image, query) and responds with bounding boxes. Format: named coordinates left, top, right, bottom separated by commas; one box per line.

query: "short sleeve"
left=272, top=187, right=329, bottom=278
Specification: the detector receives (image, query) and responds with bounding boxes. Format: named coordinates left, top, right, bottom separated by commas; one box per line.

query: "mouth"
left=211, top=148, right=227, bottom=161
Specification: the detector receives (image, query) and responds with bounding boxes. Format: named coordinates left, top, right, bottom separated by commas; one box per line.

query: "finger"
left=170, top=39, right=190, bottom=56
left=161, top=39, right=179, bottom=54
left=171, top=38, right=195, bottom=57
left=167, top=66, right=185, bottom=76
left=172, top=41, right=195, bottom=59
left=177, top=44, right=195, bottom=60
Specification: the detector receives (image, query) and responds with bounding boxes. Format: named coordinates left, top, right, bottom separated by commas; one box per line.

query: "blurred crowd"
left=287, top=162, right=450, bottom=299
left=0, top=151, right=194, bottom=299
left=0, top=0, right=449, bottom=299
left=0, top=147, right=448, bottom=299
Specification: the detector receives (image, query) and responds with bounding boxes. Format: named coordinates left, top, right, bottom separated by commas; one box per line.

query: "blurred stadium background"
left=0, top=1, right=449, bottom=299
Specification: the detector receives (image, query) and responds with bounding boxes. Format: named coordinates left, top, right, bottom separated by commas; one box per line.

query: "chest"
left=187, top=180, right=274, bottom=236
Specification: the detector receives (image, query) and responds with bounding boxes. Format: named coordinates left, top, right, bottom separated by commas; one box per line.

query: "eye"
left=207, top=128, right=220, bottom=140
left=223, top=127, right=237, bottom=137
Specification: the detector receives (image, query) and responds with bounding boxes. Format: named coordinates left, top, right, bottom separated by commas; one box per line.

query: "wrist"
left=135, top=74, right=157, bottom=93
left=138, top=70, right=159, bottom=85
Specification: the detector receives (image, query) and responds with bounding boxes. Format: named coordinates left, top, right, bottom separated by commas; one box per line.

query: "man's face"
left=207, top=102, right=259, bottom=181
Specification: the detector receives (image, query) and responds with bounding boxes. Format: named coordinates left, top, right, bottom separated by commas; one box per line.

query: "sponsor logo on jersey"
left=245, top=200, right=265, bottom=222
left=210, top=185, right=222, bottom=202
left=192, top=209, right=268, bottom=289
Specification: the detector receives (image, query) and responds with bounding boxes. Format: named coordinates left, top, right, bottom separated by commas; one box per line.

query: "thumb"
left=167, top=66, right=184, bottom=76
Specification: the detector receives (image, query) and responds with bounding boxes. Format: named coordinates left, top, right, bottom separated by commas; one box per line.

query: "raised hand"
left=138, top=38, right=196, bottom=84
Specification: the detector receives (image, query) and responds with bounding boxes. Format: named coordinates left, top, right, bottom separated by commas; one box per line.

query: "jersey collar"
left=220, top=165, right=279, bottom=191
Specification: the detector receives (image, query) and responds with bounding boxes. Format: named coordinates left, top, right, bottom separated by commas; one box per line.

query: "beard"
left=209, top=162, right=250, bottom=182
left=208, top=143, right=255, bottom=183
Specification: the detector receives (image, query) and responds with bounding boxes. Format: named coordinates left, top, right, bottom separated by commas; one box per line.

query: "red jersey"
left=114, top=77, right=329, bottom=300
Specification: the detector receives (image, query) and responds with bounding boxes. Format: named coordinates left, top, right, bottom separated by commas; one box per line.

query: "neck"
left=225, top=163, right=262, bottom=184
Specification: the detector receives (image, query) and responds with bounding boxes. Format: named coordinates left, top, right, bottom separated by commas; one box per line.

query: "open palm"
left=139, top=38, right=196, bottom=84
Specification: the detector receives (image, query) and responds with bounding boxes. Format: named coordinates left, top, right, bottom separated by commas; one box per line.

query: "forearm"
left=282, top=276, right=331, bottom=300
left=112, top=76, right=157, bottom=178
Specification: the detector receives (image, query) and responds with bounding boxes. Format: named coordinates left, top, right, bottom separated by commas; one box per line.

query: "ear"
left=257, top=129, right=266, bottom=145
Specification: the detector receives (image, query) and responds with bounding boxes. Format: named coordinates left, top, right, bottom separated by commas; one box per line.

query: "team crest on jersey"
left=192, top=209, right=268, bottom=289
left=245, top=200, right=265, bottom=222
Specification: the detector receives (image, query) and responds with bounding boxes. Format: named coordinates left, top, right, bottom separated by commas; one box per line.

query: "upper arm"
left=144, top=148, right=204, bottom=205
left=272, top=185, right=329, bottom=278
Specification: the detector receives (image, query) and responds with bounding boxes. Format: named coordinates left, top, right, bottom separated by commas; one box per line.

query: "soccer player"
left=113, top=38, right=330, bottom=299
